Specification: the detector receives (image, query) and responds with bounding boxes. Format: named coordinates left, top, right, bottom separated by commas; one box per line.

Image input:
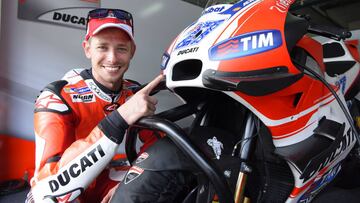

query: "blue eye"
left=97, top=46, right=107, bottom=50
left=118, top=47, right=128, bottom=52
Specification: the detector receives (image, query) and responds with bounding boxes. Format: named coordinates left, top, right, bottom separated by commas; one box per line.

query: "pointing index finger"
left=139, top=74, right=164, bottom=95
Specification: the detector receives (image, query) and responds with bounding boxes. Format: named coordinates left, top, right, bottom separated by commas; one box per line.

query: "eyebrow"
left=94, top=42, right=129, bottom=50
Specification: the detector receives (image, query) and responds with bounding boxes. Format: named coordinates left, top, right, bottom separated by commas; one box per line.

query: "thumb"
left=139, top=74, right=164, bottom=95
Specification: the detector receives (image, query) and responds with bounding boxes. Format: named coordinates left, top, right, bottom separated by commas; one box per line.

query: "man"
left=26, top=8, right=163, bottom=203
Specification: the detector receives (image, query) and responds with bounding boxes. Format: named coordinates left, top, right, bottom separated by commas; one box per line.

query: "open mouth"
left=103, top=66, right=121, bottom=73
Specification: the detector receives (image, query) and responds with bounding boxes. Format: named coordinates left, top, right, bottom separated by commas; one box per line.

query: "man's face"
left=83, top=28, right=135, bottom=91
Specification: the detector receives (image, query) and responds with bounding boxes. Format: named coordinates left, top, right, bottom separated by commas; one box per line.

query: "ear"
left=130, top=43, right=136, bottom=59
left=82, top=40, right=91, bottom=59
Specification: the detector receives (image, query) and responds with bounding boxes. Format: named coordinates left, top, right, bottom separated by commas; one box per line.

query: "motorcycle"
left=124, top=0, right=360, bottom=202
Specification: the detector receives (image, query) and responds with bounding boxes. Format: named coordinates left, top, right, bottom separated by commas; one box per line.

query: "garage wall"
left=0, top=0, right=202, bottom=140
left=0, top=0, right=1, bottom=38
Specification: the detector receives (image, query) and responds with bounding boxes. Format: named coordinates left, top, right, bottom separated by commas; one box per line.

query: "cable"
left=292, top=60, right=360, bottom=146
left=232, top=134, right=258, bottom=157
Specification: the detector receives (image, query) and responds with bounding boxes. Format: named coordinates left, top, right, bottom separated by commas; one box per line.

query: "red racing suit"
left=27, top=68, right=149, bottom=203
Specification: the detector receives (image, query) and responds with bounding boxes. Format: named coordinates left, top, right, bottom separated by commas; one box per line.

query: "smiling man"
left=26, top=8, right=163, bottom=203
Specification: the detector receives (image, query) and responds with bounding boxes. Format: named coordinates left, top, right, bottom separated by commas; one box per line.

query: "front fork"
left=234, top=113, right=256, bottom=203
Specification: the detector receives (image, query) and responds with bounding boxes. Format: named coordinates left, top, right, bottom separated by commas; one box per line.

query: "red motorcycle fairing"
left=322, top=39, right=360, bottom=100
left=345, top=40, right=360, bottom=62
left=159, top=0, right=360, bottom=202
left=165, top=0, right=358, bottom=142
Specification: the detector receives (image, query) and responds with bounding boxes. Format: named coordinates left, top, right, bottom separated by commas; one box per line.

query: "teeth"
left=103, top=66, right=120, bottom=71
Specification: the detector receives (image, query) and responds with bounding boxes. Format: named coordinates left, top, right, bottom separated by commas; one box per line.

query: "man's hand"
left=117, top=74, right=164, bottom=125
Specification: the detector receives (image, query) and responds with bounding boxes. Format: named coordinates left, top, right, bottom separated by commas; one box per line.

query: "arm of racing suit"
left=28, top=87, right=128, bottom=203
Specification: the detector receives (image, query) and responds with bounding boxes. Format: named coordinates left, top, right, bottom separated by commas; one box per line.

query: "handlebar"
left=126, top=116, right=235, bottom=203
left=307, top=23, right=352, bottom=40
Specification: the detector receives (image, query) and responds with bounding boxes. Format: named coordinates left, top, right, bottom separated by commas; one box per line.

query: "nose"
left=106, top=49, right=117, bottom=64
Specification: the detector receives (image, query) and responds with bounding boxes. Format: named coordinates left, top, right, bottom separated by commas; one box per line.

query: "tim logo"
left=209, top=30, right=282, bottom=60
